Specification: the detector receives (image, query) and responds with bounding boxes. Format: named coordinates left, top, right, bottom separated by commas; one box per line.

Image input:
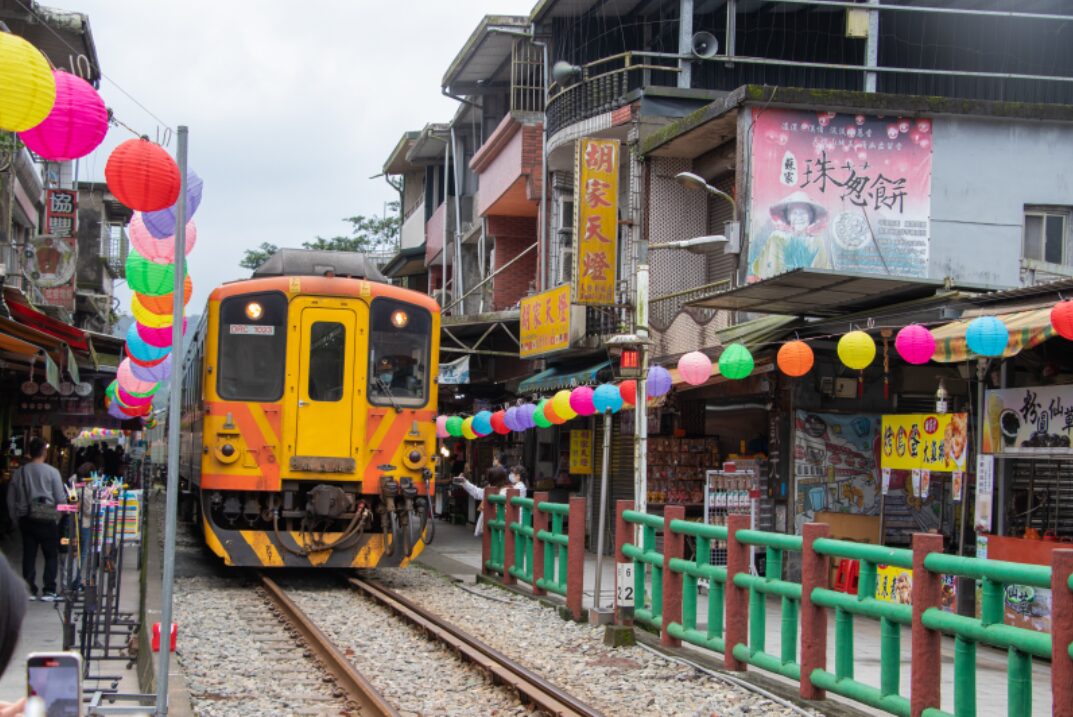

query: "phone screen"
left=28, top=657, right=81, bottom=717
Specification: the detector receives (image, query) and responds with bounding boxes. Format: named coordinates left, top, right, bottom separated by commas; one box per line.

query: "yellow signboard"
left=520, top=284, right=572, bottom=358
left=880, top=413, right=968, bottom=472
left=570, top=429, right=594, bottom=474
left=573, top=138, right=619, bottom=305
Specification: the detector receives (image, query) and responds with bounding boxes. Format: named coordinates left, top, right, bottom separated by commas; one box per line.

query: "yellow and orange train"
left=177, top=260, right=439, bottom=568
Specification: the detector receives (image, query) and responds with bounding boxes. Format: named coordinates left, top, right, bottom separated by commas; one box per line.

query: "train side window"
left=308, top=321, right=346, bottom=402
left=217, top=292, right=287, bottom=401
left=368, top=298, right=431, bottom=408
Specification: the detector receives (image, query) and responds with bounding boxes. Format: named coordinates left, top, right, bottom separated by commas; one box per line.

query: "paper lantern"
left=117, top=386, right=153, bottom=407
left=593, top=383, right=624, bottom=414
left=1052, top=301, right=1073, bottom=340
left=137, top=275, right=192, bottom=315
left=445, top=416, right=463, bottom=437
left=647, top=366, right=672, bottom=398
left=0, top=32, right=56, bottom=132
left=142, top=170, right=204, bottom=238
left=472, top=410, right=493, bottom=436
left=461, top=417, right=478, bottom=440
left=718, top=343, right=754, bottom=380
left=136, top=318, right=187, bottom=349
left=118, top=358, right=158, bottom=395
left=18, top=70, right=107, bottom=161
left=128, top=350, right=169, bottom=368
left=965, top=316, right=1009, bottom=357
left=519, top=403, right=537, bottom=429
left=569, top=386, right=596, bottom=417
left=837, top=331, right=876, bottom=370
left=129, top=212, right=198, bottom=264
left=105, top=138, right=181, bottom=212
left=543, top=399, right=567, bottom=425
left=490, top=410, right=510, bottom=435
left=131, top=292, right=176, bottom=329
left=126, top=250, right=187, bottom=296
left=125, top=322, right=171, bottom=363
left=895, top=324, right=935, bottom=365
left=618, top=380, right=636, bottom=406
left=125, top=382, right=159, bottom=399
left=552, top=390, right=578, bottom=420
left=436, top=416, right=450, bottom=439
left=678, top=351, right=713, bottom=386
left=130, top=353, right=172, bottom=383
left=533, top=400, right=553, bottom=429
left=777, top=341, right=814, bottom=377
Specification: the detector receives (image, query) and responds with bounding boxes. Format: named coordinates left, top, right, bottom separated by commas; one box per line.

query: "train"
left=176, top=251, right=440, bottom=567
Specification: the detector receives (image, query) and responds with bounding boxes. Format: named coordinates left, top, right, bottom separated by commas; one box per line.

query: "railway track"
left=344, top=574, right=605, bottom=717
left=258, top=573, right=401, bottom=717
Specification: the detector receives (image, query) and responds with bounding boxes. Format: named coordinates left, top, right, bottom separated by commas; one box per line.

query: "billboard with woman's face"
left=747, top=108, right=933, bottom=282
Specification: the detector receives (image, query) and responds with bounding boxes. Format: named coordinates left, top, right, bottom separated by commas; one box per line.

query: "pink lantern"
left=435, top=415, right=449, bottom=439
left=129, top=212, right=197, bottom=265
left=677, top=351, right=712, bottom=386
left=569, top=386, right=596, bottom=416
left=136, top=318, right=187, bottom=348
left=18, top=70, right=108, bottom=161
left=117, top=386, right=153, bottom=407
left=895, top=324, right=935, bottom=365
left=117, top=357, right=158, bottom=395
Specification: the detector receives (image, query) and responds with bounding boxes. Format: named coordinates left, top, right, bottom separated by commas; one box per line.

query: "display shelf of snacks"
left=646, top=436, right=721, bottom=507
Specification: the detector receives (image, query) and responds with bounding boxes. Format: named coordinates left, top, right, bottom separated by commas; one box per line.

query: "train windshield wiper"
left=375, top=376, right=402, bottom=413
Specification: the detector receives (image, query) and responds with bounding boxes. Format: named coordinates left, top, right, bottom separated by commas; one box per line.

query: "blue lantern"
left=126, top=321, right=171, bottom=363
left=592, top=383, right=624, bottom=414
left=472, top=410, right=493, bottom=436
left=965, top=316, right=1008, bottom=357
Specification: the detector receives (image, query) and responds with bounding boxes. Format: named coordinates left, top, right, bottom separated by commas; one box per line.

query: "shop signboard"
left=747, top=109, right=933, bottom=282
left=573, top=138, right=619, bottom=305
left=26, top=189, right=80, bottom=311
left=569, top=429, right=593, bottom=475
left=520, top=284, right=577, bottom=358
left=874, top=565, right=957, bottom=611
left=880, top=413, right=969, bottom=472
left=983, top=384, right=1073, bottom=455
left=975, top=454, right=994, bottom=533
left=437, top=355, right=470, bottom=385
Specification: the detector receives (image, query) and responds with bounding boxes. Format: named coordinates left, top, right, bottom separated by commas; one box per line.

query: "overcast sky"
left=71, top=0, right=534, bottom=315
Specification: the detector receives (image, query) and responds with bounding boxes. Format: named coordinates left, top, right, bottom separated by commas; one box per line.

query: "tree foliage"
left=238, top=201, right=401, bottom=270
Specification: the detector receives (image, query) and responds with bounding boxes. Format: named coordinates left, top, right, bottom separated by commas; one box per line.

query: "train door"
left=293, top=305, right=357, bottom=459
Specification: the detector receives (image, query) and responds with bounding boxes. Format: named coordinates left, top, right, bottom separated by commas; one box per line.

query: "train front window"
left=308, top=322, right=346, bottom=402
left=368, top=298, right=430, bottom=407
left=217, top=292, right=287, bottom=401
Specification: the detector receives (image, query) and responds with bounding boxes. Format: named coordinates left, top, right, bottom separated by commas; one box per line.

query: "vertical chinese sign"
left=520, top=283, right=572, bottom=358
left=569, top=429, right=593, bottom=474
left=25, top=189, right=79, bottom=311
left=747, top=109, right=932, bottom=282
left=573, top=138, right=619, bottom=305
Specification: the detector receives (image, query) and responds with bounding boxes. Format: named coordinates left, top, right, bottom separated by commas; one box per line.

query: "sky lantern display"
left=1051, top=300, right=1073, bottom=340
left=592, top=383, right=624, bottom=414
left=129, top=212, right=198, bottom=264
left=461, top=417, right=478, bottom=440
left=0, top=32, right=56, bottom=132
left=838, top=331, right=876, bottom=370
left=533, top=400, right=553, bottom=429
left=18, top=69, right=107, bottom=161
left=445, top=416, right=463, bottom=437
left=126, top=250, right=186, bottom=296
left=718, top=343, right=754, bottom=380
left=618, top=380, right=637, bottom=406
left=142, top=170, right=204, bottom=238
left=777, top=340, right=814, bottom=377
left=894, top=324, right=936, bottom=365
left=131, top=293, right=175, bottom=328
left=136, top=317, right=187, bottom=348
left=472, top=410, right=493, bottom=436
left=552, top=389, right=578, bottom=420
left=125, top=322, right=171, bottom=363
left=137, top=275, right=193, bottom=315
left=105, top=138, right=181, bottom=212
left=965, top=316, right=1009, bottom=357
left=678, top=351, right=712, bottom=386
left=129, top=353, right=172, bottom=383
left=646, top=366, right=672, bottom=398
left=490, top=411, right=510, bottom=435
left=569, top=385, right=596, bottom=416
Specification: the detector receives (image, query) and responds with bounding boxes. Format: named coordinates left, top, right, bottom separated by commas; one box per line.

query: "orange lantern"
left=777, top=341, right=814, bottom=377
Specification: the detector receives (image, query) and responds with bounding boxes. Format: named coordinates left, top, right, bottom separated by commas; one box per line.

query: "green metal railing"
left=507, top=496, right=535, bottom=586
left=621, top=509, right=666, bottom=632
left=484, top=493, right=507, bottom=575
left=666, top=519, right=728, bottom=653
left=535, top=501, right=571, bottom=597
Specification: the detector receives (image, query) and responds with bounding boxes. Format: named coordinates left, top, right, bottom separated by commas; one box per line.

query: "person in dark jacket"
left=9, top=437, right=67, bottom=601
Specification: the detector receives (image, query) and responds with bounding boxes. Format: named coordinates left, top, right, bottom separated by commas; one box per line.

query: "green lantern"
left=718, top=343, right=754, bottom=380
left=125, top=249, right=187, bottom=297
left=127, top=383, right=160, bottom=398
left=533, top=399, right=553, bottom=429
left=445, top=416, right=464, bottom=437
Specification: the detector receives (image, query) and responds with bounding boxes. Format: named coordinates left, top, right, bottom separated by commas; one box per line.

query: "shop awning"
left=931, top=305, right=1055, bottom=363
left=3, top=287, right=89, bottom=351
left=518, top=360, right=611, bottom=395
left=670, top=359, right=776, bottom=390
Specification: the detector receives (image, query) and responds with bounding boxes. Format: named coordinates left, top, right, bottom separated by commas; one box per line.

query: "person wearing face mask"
left=452, top=466, right=508, bottom=537
left=749, top=191, right=830, bottom=280
left=507, top=465, right=528, bottom=498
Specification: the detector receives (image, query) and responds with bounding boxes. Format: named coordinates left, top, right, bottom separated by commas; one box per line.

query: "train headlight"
left=402, top=446, right=426, bottom=470
left=245, top=301, right=263, bottom=320
left=221, top=443, right=235, bottom=457
left=214, top=440, right=240, bottom=464
left=390, top=309, right=409, bottom=328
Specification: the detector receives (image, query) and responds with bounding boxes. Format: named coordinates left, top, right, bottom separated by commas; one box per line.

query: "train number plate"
left=229, top=324, right=275, bottom=335
left=290, top=456, right=356, bottom=473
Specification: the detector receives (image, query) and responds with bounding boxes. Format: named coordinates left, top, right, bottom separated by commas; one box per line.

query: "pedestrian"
left=9, top=437, right=67, bottom=601
left=508, top=464, right=528, bottom=499
left=453, top=466, right=508, bottom=536
left=0, top=553, right=28, bottom=716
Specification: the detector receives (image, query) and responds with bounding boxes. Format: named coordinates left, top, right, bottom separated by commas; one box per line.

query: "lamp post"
left=674, top=172, right=741, bottom=254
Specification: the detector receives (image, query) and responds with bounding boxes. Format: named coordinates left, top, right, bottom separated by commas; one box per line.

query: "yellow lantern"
left=461, top=416, right=478, bottom=440
left=838, top=331, right=876, bottom=370
left=552, top=389, right=577, bottom=420
left=0, top=32, right=57, bottom=132
left=130, top=292, right=175, bottom=329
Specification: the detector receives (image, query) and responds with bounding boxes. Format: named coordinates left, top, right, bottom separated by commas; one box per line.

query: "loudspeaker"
left=551, top=60, right=582, bottom=87
left=691, top=31, right=719, bottom=59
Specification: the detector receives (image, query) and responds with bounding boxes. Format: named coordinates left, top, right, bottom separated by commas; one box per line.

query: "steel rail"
left=346, top=575, right=605, bottom=717
left=259, top=574, right=401, bottom=717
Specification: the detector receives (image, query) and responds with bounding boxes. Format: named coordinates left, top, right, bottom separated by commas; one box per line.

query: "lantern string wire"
left=10, top=0, right=174, bottom=136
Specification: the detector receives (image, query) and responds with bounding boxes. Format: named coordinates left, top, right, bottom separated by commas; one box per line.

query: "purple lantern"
left=130, top=353, right=173, bottom=383
left=142, top=170, right=203, bottom=238
left=647, top=365, right=672, bottom=397
left=504, top=407, right=520, bottom=432
left=520, top=403, right=537, bottom=429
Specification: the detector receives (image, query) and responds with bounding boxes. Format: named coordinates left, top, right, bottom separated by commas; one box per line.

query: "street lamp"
left=674, top=172, right=740, bottom=254
left=648, top=235, right=727, bottom=255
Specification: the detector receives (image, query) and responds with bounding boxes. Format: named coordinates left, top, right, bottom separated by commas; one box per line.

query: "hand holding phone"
left=0, top=697, right=27, bottom=717
left=27, top=653, right=81, bottom=717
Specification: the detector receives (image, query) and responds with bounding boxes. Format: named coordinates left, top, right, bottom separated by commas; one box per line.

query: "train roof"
left=211, top=275, right=441, bottom=314
left=252, top=249, right=387, bottom=282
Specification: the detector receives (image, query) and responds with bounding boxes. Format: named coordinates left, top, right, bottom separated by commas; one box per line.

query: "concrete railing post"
left=532, top=491, right=550, bottom=596
left=502, top=488, right=519, bottom=585
left=480, top=494, right=491, bottom=575
left=567, top=496, right=586, bottom=621
left=800, top=522, right=830, bottom=700
left=662, top=505, right=685, bottom=647
left=1052, top=549, right=1073, bottom=717
left=615, top=499, right=634, bottom=625
left=725, top=513, right=751, bottom=672
left=911, top=532, right=944, bottom=717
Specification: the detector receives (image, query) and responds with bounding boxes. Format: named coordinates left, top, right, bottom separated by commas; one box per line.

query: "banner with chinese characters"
left=569, top=429, right=593, bottom=474
left=747, top=109, right=932, bottom=282
left=520, top=283, right=574, bottom=358
left=880, top=413, right=968, bottom=471
left=573, top=138, right=619, bottom=305
left=982, top=385, right=1073, bottom=455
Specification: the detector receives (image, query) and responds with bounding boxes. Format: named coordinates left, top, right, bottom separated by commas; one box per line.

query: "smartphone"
left=26, top=652, right=82, bottom=717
